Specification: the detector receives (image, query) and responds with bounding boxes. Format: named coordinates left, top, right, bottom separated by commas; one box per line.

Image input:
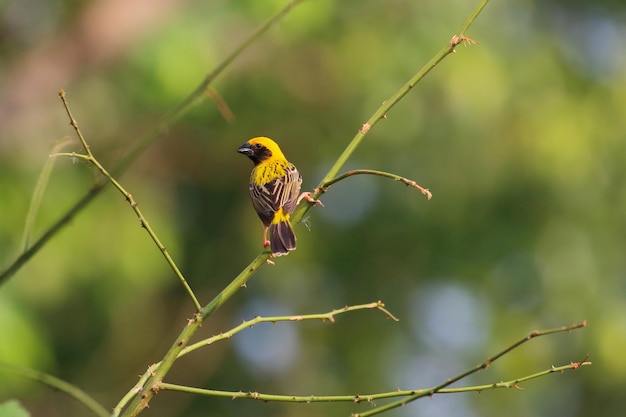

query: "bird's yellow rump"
left=237, top=137, right=303, bottom=256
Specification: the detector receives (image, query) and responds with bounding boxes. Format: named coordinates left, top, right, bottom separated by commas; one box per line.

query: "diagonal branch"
left=157, top=361, right=590, bottom=404
left=355, top=320, right=588, bottom=417
left=20, top=137, right=75, bottom=251
left=290, top=0, right=489, bottom=226
left=55, top=91, right=202, bottom=312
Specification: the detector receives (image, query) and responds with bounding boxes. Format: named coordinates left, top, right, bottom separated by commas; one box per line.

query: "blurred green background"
left=1, top=0, right=625, bottom=416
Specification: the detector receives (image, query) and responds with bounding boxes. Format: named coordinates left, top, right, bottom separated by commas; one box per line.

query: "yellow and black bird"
left=237, top=137, right=307, bottom=256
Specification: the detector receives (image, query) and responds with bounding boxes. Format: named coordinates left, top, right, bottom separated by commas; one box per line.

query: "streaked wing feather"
left=281, top=164, right=302, bottom=215
left=249, top=163, right=302, bottom=225
left=249, top=181, right=275, bottom=226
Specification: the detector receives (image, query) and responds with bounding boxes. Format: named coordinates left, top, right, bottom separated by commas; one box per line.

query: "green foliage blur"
left=1, top=0, right=625, bottom=416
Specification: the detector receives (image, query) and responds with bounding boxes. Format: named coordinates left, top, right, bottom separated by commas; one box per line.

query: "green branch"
left=148, top=322, right=588, bottom=416
left=144, top=322, right=589, bottom=414
left=182, top=301, right=398, bottom=357
left=321, top=169, right=432, bottom=200
left=20, top=137, right=75, bottom=251
left=157, top=361, right=590, bottom=404
left=112, top=301, right=395, bottom=415
left=355, top=321, right=588, bottom=417
left=291, top=0, right=489, bottom=226
left=0, top=363, right=109, bottom=417
left=55, top=91, right=202, bottom=312
left=117, top=252, right=273, bottom=416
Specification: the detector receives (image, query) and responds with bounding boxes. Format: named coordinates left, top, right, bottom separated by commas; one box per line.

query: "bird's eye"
left=254, top=143, right=263, bottom=149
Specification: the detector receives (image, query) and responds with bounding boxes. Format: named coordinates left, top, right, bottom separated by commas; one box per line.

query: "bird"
left=237, top=137, right=320, bottom=256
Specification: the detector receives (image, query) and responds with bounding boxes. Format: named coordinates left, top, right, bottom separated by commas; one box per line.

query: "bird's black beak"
left=237, top=142, right=253, bottom=156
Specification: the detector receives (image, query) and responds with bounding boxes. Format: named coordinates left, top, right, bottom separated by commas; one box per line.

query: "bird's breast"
left=251, top=159, right=290, bottom=185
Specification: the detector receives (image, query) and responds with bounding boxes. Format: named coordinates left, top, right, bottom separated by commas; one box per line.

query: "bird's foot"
left=297, top=191, right=324, bottom=207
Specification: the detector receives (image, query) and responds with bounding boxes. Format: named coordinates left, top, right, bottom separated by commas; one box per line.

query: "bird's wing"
left=280, top=163, right=302, bottom=215
left=249, top=163, right=302, bottom=225
left=250, top=180, right=276, bottom=226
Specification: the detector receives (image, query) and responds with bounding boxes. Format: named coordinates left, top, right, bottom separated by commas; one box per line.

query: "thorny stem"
left=57, top=91, right=202, bottom=313
left=355, top=320, right=588, bottom=417
left=291, top=0, right=489, bottom=226
left=112, top=301, right=397, bottom=414
left=181, top=301, right=398, bottom=357
left=321, top=169, right=432, bottom=200
left=157, top=361, right=590, bottom=404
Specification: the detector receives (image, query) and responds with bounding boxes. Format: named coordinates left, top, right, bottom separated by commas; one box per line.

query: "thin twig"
left=321, top=169, right=432, bottom=200
left=112, top=301, right=396, bottom=415
left=21, top=136, right=75, bottom=251
left=206, top=87, right=235, bottom=122
left=355, top=320, right=588, bottom=417
left=56, top=91, right=202, bottom=312
left=0, top=363, right=109, bottom=417
left=181, top=301, right=398, bottom=357
left=157, top=361, right=590, bottom=404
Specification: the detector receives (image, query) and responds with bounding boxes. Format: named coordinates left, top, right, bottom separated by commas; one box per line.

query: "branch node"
left=571, top=352, right=591, bottom=369
left=448, top=35, right=480, bottom=48
left=151, top=381, right=163, bottom=393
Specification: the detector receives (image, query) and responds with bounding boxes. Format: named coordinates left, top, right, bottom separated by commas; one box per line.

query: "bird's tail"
left=268, top=217, right=296, bottom=256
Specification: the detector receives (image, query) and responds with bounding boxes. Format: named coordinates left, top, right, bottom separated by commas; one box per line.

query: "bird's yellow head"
left=237, top=137, right=287, bottom=165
